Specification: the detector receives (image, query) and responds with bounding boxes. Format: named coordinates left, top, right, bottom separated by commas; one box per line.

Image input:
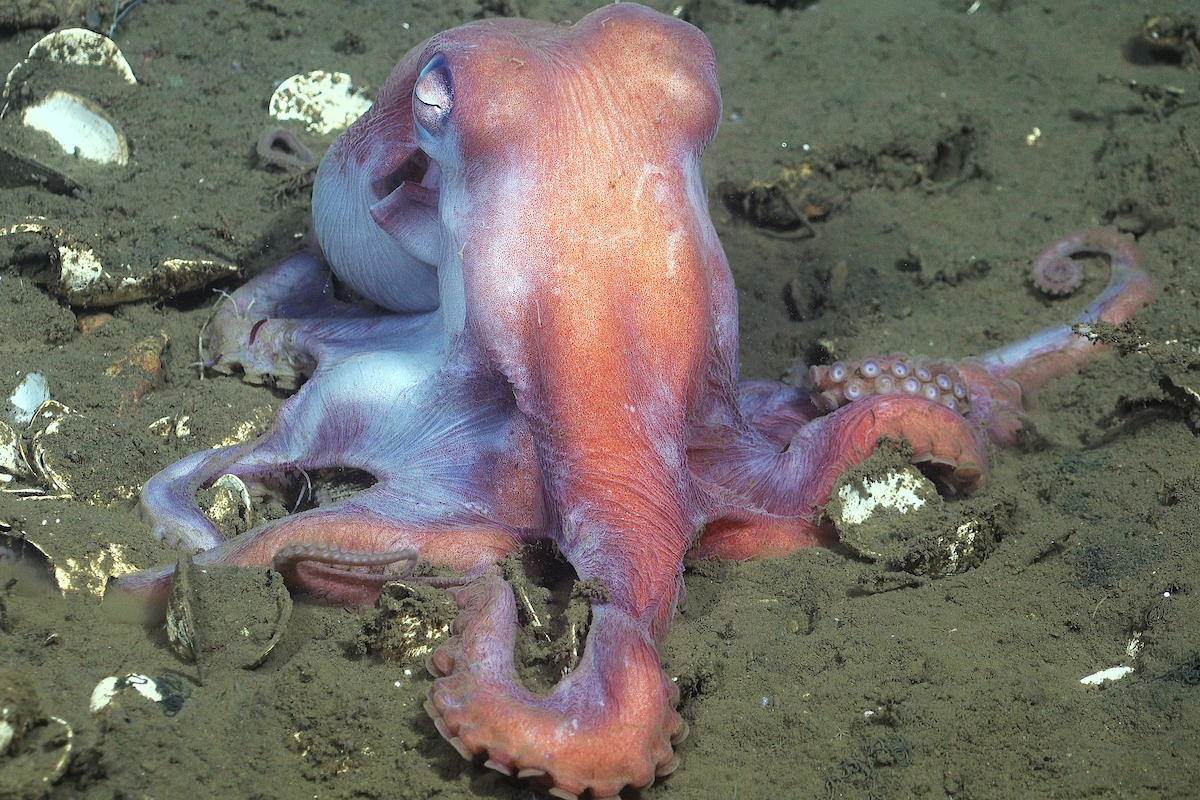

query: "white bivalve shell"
left=3, top=28, right=137, bottom=95
left=269, top=70, right=372, bottom=135
left=21, top=90, right=128, bottom=166
left=1, top=28, right=136, bottom=115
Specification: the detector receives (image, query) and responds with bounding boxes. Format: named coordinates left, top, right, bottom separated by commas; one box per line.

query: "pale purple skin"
left=121, top=4, right=1155, bottom=796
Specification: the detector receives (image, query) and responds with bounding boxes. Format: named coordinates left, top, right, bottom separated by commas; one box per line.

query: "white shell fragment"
left=1079, top=665, right=1134, bottom=686
left=22, top=91, right=128, bottom=166
left=8, top=373, right=48, bottom=427
left=269, top=71, right=372, bottom=135
left=0, top=419, right=26, bottom=478
left=1, top=28, right=136, bottom=102
left=89, top=674, right=166, bottom=713
left=832, top=468, right=931, bottom=527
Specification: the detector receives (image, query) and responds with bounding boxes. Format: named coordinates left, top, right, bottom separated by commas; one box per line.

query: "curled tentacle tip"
left=1031, top=256, right=1084, bottom=297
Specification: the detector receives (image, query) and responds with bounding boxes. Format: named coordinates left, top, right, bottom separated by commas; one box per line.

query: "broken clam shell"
left=201, top=474, right=253, bottom=538
left=268, top=70, right=372, bottom=136
left=26, top=402, right=74, bottom=496
left=828, top=465, right=941, bottom=562
left=21, top=90, right=128, bottom=166
left=352, top=580, right=456, bottom=663
left=1, top=392, right=74, bottom=497
left=89, top=673, right=185, bottom=716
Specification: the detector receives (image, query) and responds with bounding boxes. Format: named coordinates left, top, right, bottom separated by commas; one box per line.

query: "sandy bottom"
left=1, top=0, right=1198, bottom=797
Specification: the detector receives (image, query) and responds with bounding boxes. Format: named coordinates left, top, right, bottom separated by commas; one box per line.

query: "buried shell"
left=27, top=400, right=74, bottom=495
left=0, top=420, right=28, bottom=481
left=1, top=28, right=135, bottom=112
left=0, top=218, right=238, bottom=306
left=0, top=668, right=73, bottom=795
left=0, top=512, right=140, bottom=599
left=0, top=396, right=73, bottom=496
left=827, top=461, right=1005, bottom=578
left=0, top=387, right=145, bottom=599
left=3, top=29, right=136, bottom=92
left=1, top=30, right=134, bottom=172
left=352, top=580, right=457, bottom=663
left=167, top=555, right=293, bottom=672
left=0, top=32, right=244, bottom=306
left=202, top=473, right=254, bottom=537
left=165, top=556, right=197, bottom=663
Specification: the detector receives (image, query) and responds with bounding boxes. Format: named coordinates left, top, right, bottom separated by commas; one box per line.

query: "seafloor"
left=0, top=0, right=1198, bottom=797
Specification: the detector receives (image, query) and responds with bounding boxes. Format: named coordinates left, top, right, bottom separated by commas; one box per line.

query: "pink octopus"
left=120, top=5, right=1155, bottom=798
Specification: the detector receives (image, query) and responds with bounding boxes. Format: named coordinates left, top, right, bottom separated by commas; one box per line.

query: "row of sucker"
left=272, top=542, right=418, bottom=571
left=808, top=354, right=972, bottom=416
left=272, top=542, right=470, bottom=588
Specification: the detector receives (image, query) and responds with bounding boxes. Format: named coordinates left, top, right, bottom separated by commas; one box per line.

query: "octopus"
left=118, top=4, right=1156, bottom=798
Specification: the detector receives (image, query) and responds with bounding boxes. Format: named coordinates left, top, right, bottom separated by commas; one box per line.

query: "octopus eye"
left=414, top=53, right=454, bottom=137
